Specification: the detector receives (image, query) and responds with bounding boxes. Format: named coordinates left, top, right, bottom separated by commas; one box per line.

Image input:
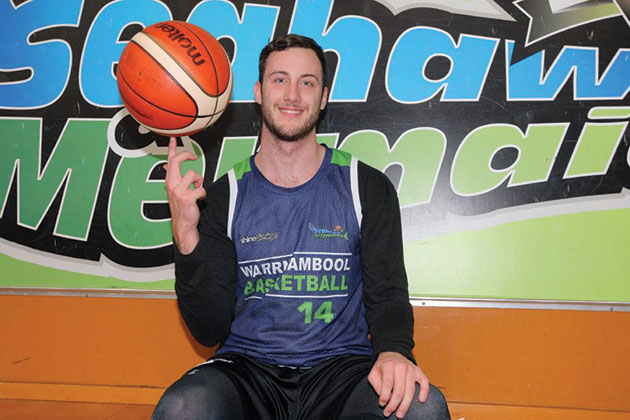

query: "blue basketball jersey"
left=216, top=146, right=373, bottom=366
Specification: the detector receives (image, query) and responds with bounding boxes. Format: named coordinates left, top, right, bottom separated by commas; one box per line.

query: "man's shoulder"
left=329, top=148, right=391, bottom=186
left=204, top=172, right=230, bottom=202
left=329, top=147, right=352, bottom=167
left=207, top=155, right=253, bottom=191
left=354, top=158, right=396, bottom=195
left=230, top=156, right=253, bottom=182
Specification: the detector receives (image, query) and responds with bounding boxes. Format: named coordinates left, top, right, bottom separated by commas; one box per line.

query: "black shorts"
left=153, top=352, right=450, bottom=420
left=193, top=352, right=372, bottom=420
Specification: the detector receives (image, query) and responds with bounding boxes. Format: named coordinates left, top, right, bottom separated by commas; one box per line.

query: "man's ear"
left=320, top=86, right=329, bottom=110
left=254, top=81, right=262, bottom=105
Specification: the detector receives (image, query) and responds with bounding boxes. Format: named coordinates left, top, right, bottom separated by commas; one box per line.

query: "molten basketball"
left=116, top=21, right=232, bottom=136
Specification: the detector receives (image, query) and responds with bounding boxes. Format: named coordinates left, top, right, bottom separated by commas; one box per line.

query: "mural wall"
left=1, top=0, right=629, bottom=302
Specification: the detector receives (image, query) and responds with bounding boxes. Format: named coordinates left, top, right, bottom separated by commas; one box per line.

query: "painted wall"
left=2, top=295, right=630, bottom=417
left=1, top=0, right=629, bottom=302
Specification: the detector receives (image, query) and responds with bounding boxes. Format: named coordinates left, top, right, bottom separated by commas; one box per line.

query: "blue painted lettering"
left=80, top=0, right=171, bottom=106
left=387, top=27, right=499, bottom=103
left=189, top=0, right=279, bottom=102
left=0, top=0, right=82, bottom=109
left=289, top=0, right=380, bottom=101
left=507, top=41, right=630, bottom=100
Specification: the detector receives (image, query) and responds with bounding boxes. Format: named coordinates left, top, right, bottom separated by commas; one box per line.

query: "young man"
left=154, top=34, right=449, bottom=419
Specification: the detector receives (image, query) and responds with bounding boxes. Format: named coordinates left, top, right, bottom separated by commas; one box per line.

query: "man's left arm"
left=357, top=161, right=430, bottom=418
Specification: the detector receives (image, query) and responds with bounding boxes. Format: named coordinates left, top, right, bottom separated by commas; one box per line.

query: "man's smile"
left=277, top=106, right=305, bottom=116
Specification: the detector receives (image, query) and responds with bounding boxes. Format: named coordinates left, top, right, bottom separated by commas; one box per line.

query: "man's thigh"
left=340, top=378, right=450, bottom=420
left=151, top=359, right=245, bottom=420
left=154, top=354, right=303, bottom=420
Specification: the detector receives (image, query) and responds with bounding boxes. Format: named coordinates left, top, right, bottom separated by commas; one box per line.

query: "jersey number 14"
left=297, top=301, right=334, bottom=324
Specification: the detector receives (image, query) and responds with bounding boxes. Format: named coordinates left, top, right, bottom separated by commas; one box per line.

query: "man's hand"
left=368, top=351, right=430, bottom=418
left=164, top=137, right=206, bottom=254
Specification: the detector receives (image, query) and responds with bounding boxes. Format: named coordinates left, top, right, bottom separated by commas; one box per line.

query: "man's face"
left=255, top=47, right=328, bottom=142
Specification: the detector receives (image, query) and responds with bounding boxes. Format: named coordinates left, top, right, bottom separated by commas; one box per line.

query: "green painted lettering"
left=0, top=119, right=108, bottom=240
left=564, top=113, right=627, bottom=178
left=213, top=137, right=256, bottom=181
left=451, top=123, right=568, bottom=195
left=339, top=129, right=446, bottom=207
left=109, top=140, right=204, bottom=248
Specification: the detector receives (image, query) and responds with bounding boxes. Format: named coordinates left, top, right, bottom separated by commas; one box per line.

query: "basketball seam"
left=145, top=22, right=223, bottom=100
left=119, top=69, right=224, bottom=119
left=179, top=21, right=222, bottom=120
left=126, top=40, right=198, bottom=117
left=124, top=40, right=225, bottom=119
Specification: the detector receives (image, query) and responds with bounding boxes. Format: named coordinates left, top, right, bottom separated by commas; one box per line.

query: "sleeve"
left=357, top=161, right=416, bottom=363
left=173, top=174, right=237, bottom=348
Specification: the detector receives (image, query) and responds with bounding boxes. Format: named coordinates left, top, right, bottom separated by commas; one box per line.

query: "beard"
left=260, top=100, right=321, bottom=142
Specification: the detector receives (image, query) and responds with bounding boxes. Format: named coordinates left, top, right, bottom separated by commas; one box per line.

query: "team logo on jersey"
left=308, top=223, right=349, bottom=240
left=240, top=232, right=279, bottom=244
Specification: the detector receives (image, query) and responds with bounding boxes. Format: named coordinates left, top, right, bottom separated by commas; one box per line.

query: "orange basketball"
left=116, top=21, right=232, bottom=136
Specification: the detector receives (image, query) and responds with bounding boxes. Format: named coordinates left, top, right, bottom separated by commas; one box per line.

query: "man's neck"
left=255, top=131, right=326, bottom=188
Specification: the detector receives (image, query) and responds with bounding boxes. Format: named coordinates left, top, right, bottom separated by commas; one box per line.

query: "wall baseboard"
left=448, top=402, right=630, bottom=420
left=0, top=381, right=163, bottom=405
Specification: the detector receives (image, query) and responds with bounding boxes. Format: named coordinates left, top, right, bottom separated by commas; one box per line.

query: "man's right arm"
left=165, top=138, right=236, bottom=347
left=173, top=175, right=237, bottom=347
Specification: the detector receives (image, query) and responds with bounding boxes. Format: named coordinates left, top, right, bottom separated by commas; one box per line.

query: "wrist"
left=173, top=228, right=200, bottom=255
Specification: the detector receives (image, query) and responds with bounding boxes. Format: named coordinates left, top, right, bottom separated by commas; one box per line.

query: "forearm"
left=359, top=161, right=416, bottom=362
left=362, top=238, right=415, bottom=361
left=174, top=242, right=236, bottom=347
left=172, top=226, right=200, bottom=255
left=365, top=289, right=415, bottom=361
left=173, top=174, right=237, bottom=347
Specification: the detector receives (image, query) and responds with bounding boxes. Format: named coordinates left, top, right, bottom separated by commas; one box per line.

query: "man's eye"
left=302, top=81, right=313, bottom=87
left=274, top=78, right=286, bottom=84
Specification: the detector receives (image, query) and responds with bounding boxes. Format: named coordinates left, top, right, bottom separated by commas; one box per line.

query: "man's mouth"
left=278, top=107, right=304, bottom=116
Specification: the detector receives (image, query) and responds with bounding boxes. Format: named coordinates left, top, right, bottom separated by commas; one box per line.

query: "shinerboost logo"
left=240, top=232, right=279, bottom=244
left=308, top=223, right=349, bottom=240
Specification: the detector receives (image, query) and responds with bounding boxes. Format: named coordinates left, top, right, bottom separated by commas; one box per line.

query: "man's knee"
left=152, top=367, right=243, bottom=420
left=341, top=378, right=449, bottom=420
left=404, top=384, right=450, bottom=420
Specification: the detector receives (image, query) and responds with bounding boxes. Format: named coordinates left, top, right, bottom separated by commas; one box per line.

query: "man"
left=154, top=34, right=449, bottom=419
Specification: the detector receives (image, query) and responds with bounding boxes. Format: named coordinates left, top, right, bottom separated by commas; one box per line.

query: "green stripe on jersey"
left=331, top=148, right=352, bottom=167
left=233, top=157, right=252, bottom=181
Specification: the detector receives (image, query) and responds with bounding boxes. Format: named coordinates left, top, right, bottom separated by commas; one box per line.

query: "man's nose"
left=284, top=81, right=300, bottom=103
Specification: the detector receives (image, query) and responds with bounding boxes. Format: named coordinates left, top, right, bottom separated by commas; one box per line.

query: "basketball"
left=116, top=21, right=232, bottom=136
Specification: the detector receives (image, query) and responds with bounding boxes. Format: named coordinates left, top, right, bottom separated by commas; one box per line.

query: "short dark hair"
left=258, top=34, right=327, bottom=89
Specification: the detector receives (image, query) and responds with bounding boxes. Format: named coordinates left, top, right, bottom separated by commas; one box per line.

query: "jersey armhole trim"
left=227, top=169, right=238, bottom=240
left=350, top=157, right=362, bottom=227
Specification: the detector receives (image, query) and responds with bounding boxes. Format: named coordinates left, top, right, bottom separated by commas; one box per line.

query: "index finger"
left=168, top=137, right=177, bottom=160
left=165, top=137, right=182, bottom=185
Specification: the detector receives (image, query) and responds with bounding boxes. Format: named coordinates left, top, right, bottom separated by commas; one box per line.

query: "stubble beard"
left=261, top=100, right=321, bottom=143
